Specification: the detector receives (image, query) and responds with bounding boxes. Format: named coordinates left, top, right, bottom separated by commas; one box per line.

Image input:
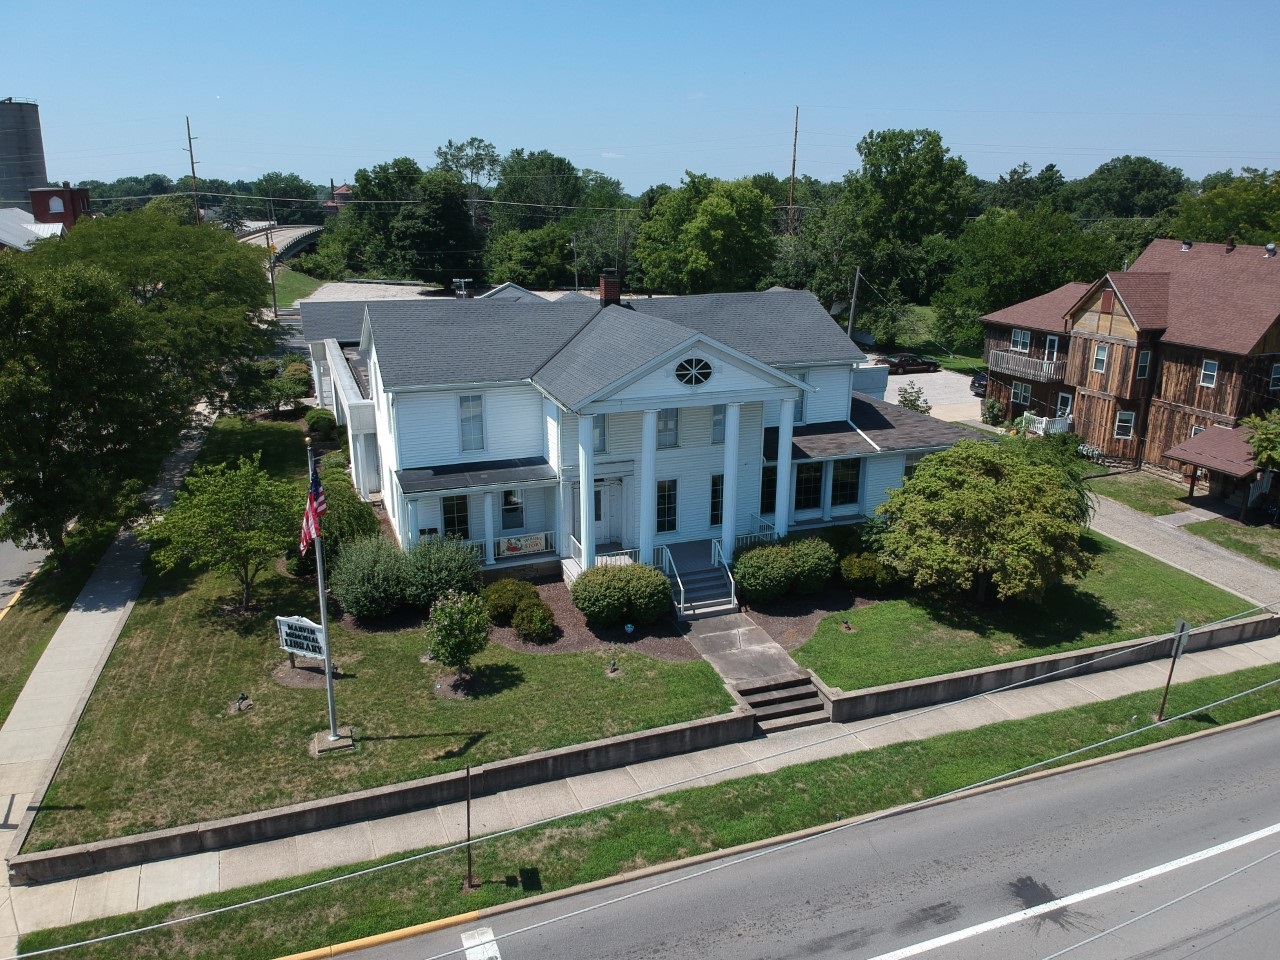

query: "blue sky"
left=8, top=0, right=1279, bottom=195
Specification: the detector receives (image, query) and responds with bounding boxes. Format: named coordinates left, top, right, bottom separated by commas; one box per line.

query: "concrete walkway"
left=1088, top=495, right=1280, bottom=608
left=10, top=632, right=1280, bottom=938
left=0, top=423, right=208, bottom=957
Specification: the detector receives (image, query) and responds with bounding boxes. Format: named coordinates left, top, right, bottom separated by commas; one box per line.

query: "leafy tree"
left=490, top=149, right=583, bottom=234
left=145, top=192, right=199, bottom=225
left=78, top=173, right=175, bottom=214
left=141, top=454, right=296, bottom=612
left=29, top=209, right=276, bottom=410
left=897, top=380, right=932, bottom=415
left=254, top=171, right=323, bottom=225
left=0, top=257, right=183, bottom=557
left=1167, top=169, right=1280, bottom=245
left=1058, top=155, right=1189, bottom=220
left=425, top=589, right=490, bottom=676
left=485, top=221, right=573, bottom=288
left=633, top=174, right=774, bottom=293
left=1242, top=408, right=1280, bottom=472
left=434, top=136, right=500, bottom=226
left=384, top=171, right=478, bottom=284
left=877, top=438, right=1092, bottom=603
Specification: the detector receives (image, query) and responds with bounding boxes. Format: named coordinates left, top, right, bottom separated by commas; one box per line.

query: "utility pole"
left=453, top=277, right=473, bottom=299
left=847, top=266, right=861, bottom=340
left=184, top=116, right=201, bottom=225
left=787, top=106, right=798, bottom=235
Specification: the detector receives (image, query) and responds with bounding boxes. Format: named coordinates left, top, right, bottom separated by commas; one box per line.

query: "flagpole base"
left=309, top=726, right=355, bottom=757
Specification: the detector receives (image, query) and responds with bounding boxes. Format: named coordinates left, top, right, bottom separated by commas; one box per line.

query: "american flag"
left=299, top=465, right=328, bottom=555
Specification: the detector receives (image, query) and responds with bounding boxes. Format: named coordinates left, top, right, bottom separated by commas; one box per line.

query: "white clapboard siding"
left=863, top=454, right=906, bottom=513
left=395, top=385, right=546, bottom=468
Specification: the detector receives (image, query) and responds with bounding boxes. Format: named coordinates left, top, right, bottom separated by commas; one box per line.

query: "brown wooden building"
left=981, top=239, right=1280, bottom=467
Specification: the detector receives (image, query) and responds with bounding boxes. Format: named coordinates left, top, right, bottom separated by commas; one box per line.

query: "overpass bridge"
left=239, top=224, right=324, bottom=261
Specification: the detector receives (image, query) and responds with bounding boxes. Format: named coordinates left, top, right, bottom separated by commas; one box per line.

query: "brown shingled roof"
left=1108, top=272, right=1169, bottom=330
left=1129, top=238, right=1280, bottom=355
left=1163, top=425, right=1257, bottom=478
left=983, top=282, right=1090, bottom=334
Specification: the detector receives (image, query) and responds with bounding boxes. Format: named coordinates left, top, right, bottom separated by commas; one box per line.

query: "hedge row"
left=329, top=536, right=482, bottom=620
left=570, top=563, right=672, bottom=627
left=731, top=537, right=838, bottom=603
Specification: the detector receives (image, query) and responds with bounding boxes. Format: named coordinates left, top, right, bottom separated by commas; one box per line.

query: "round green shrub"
left=570, top=565, right=629, bottom=626
left=283, top=361, right=313, bottom=395
left=731, top=544, right=796, bottom=604
left=425, top=590, right=490, bottom=674
left=404, top=537, right=483, bottom=613
left=789, top=537, right=838, bottom=594
left=512, top=597, right=556, bottom=644
left=840, top=551, right=897, bottom=596
left=484, top=578, right=540, bottom=626
left=305, top=407, right=337, bottom=440
left=322, top=449, right=350, bottom=473
left=621, top=563, right=674, bottom=624
left=329, top=535, right=407, bottom=618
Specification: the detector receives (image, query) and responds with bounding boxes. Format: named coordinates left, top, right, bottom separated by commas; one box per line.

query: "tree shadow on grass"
left=917, top=581, right=1117, bottom=650
left=459, top=663, right=524, bottom=698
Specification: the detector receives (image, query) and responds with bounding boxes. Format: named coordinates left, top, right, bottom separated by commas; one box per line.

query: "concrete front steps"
left=670, top=565, right=738, bottom=619
left=734, top=673, right=830, bottom=733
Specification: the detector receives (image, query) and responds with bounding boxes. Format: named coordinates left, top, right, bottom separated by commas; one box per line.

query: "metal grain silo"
left=0, top=98, right=49, bottom=211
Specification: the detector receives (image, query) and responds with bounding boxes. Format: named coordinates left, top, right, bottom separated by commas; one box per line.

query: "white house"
left=303, top=274, right=967, bottom=615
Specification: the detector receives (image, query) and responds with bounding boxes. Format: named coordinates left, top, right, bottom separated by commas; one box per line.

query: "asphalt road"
left=0, top=507, right=46, bottom=608
left=356, top=717, right=1280, bottom=960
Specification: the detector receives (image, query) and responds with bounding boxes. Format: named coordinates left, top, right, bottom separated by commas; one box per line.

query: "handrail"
left=568, top=534, right=583, bottom=566
left=655, top=545, right=685, bottom=615
left=711, top=539, right=737, bottom=608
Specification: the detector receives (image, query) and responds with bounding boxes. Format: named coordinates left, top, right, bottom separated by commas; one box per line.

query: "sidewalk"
left=9, top=632, right=1279, bottom=938
left=0, top=423, right=208, bottom=957
left=1088, top=494, right=1280, bottom=607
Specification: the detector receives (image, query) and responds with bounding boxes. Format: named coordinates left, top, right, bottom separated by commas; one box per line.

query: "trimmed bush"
left=512, top=597, right=556, bottom=644
left=789, top=537, right=838, bottom=594
left=484, top=578, right=540, bottom=626
left=321, top=449, right=350, bottom=473
left=731, top=545, right=796, bottom=604
left=840, top=551, right=897, bottom=596
left=283, top=361, right=313, bottom=395
left=571, top=563, right=673, bottom=627
left=425, top=590, right=490, bottom=675
left=318, top=469, right=380, bottom=552
left=305, top=407, right=337, bottom=440
left=329, top=535, right=407, bottom=618
left=404, top=537, right=483, bottom=613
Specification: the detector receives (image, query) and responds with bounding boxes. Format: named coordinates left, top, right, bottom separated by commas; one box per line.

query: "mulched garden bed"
left=741, top=581, right=864, bottom=651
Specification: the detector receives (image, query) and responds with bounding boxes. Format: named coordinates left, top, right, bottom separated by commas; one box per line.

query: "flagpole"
left=307, top=439, right=340, bottom=741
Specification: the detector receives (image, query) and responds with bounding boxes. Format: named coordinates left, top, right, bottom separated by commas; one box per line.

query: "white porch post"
left=557, top=481, right=572, bottom=558
left=821, top=460, right=834, bottom=522
left=639, top=409, right=658, bottom=564
left=482, top=492, right=495, bottom=565
left=720, top=402, right=741, bottom=563
left=775, top=398, right=795, bottom=537
left=578, top=414, right=595, bottom=569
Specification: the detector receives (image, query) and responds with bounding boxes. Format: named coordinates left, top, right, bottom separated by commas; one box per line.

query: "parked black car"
left=874, top=352, right=941, bottom=375
left=970, top=368, right=989, bottom=397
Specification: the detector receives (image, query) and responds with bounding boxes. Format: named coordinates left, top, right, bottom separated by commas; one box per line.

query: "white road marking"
left=461, top=925, right=502, bottom=960
left=864, top=819, right=1280, bottom=960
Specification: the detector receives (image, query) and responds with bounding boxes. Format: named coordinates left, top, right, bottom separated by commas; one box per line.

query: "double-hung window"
left=793, top=462, right=823, bottom=512
left=832, top=459, right=861, bottom=506
left=459, top=394, right=485, bottom=452
left=593, top=414, right=608, bottom=454
left=1200, top=359, right=1218, bottom=388
left=1092, top=343, right=1108, bottom=374
left=1271, top=362, right=1280, bottom=391
left=709, top=474, right=723, bottom=527
left=711, top=404, right=726, bottom=444
left=1011, top=381, right=1031, bottom=406
left=793, top=372, right=808, bottom=424
left=1010, top=328, right=1031, bottom=352
left=442, top=495, right=470, bottom=540
left=501, top=490, right=523, bottom=531
left=760, top=465, right=777, bottom=514
left=656, top=479, right=677, bottom=533
left=1137, top=350, right=1151, bottom=380
left=657, top=408, right=679, bottom=448
left=1114, top=411, right=1136, bottom=440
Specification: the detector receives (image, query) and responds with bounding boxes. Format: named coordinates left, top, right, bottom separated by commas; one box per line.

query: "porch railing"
left=988, top=350, right=1068, bottom=383
left=711, top=539, right=737, bottom=609
left=735, top=513, right=778, bottom=553
left=596, top=547, right=638, bottom=566
left=654, top=544, right=686, bottom=616
left=1026, top=415, right=1073, bottom=436
left=568, top=534, right=583, bottom=567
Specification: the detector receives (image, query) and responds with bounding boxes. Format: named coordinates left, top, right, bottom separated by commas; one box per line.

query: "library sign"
left=275, top=615, right=328, bottom=660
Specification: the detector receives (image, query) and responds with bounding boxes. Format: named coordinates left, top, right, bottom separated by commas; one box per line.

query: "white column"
left=775, top=398, right=795, bottom=537
left=821, top=460, right=834, bottom=521
left=483, top=492, right=496, bottom=565
left=720, top=402, right=741, bottom=563
left=557, top=481, right=572, bottom=558
left=639, top=409, right=658, bottom=564
left=578, top=414, right=595, bottom=569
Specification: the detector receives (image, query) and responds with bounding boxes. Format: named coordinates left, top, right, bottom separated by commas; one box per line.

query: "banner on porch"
left=497, top=533, right=547, bottom=558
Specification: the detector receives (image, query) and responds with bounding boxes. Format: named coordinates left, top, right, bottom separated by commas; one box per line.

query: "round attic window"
left=675, top=357, right=713, bottom=385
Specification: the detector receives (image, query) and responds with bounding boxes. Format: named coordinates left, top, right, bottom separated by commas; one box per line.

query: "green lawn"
left=1086, top=470, right=1190, bottom=516
left=22, top=664, right=1280, bottom=960
left=794, top=532, right=1247, bottom=690
left=1186, top=518, right=1280, bottom=571
left=271, top=267, right=325, bottom=307
left=24, top=416, right=731, bottom=851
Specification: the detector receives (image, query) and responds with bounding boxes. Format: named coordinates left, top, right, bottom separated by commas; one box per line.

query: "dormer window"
left=675, top=357, right=712, bottom=385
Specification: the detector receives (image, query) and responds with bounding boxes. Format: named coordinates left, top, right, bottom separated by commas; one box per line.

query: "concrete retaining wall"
left=9, top=709, right=755, bottom=886
left=820, top=613, right=1279, bottom=723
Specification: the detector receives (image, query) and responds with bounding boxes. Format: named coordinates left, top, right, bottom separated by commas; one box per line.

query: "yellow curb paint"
left=272, top=910, right=482, bottom=960
left=0, top=583, right=27, bottom=626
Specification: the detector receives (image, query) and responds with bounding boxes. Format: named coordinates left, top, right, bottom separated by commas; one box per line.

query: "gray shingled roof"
left=763, top=394, right=975, bottom=461
left=299, top=300, right=368, bottom=344
left=367, top=299, right=599, bottom=389
left=624, top=289, right=866, bottom=366
left=397, top=456, right=557, bottom=494
left=532, top=305, right=697, bottom=408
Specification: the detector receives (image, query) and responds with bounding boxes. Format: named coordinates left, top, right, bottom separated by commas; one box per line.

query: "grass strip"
left=270, top=268, right=324, bottom=307
left=1185, top=518, right=1280, bottom=571
left=1086, top=471, right=1189, bottom=516
left=19, top=664, right=1280, bottom=960
left=795, top=532, right=1246, bottom=689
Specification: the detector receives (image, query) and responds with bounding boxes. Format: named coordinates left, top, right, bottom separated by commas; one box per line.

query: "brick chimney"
left=599, top=268, right=621, bottom=306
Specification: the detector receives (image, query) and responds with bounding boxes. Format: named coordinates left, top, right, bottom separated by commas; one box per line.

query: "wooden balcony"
left=988, top=350, right=1067, bottom=383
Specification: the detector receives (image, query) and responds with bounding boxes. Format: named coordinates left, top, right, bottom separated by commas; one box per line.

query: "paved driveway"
left=877, top=366, right=984, bottom=423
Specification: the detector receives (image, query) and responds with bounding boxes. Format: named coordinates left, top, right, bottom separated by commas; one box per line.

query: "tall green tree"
left=254, top=171, right=323, bottom=225
left=1059, top=155, right=1189, bottom=220
left=0, top=257, right=183, bottom=556
left=385, top=170, right=478, bottom=284
left=484, top=221, right=573, bottom=289
left=29, top=210, right=276, bottom=412
left=141, top=454, right=297, bottom=612
left=1167, top=168, right=1280, bottom=245
left=877, top=438, right=1092, bottom=603
left=1242, top=408, right=1280, bottom=473
left=633, top=174, right=774, bottom=293
left=490, top=149, right=583, bottom=234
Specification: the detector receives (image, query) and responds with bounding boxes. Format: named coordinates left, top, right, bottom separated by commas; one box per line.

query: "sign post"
left=1157, top=618, right=1191, bottom=722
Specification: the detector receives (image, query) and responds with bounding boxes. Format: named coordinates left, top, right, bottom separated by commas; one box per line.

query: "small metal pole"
left=1157, top=620, right=1190, bottom=722
left=465, top=765, right=478, bottom=888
